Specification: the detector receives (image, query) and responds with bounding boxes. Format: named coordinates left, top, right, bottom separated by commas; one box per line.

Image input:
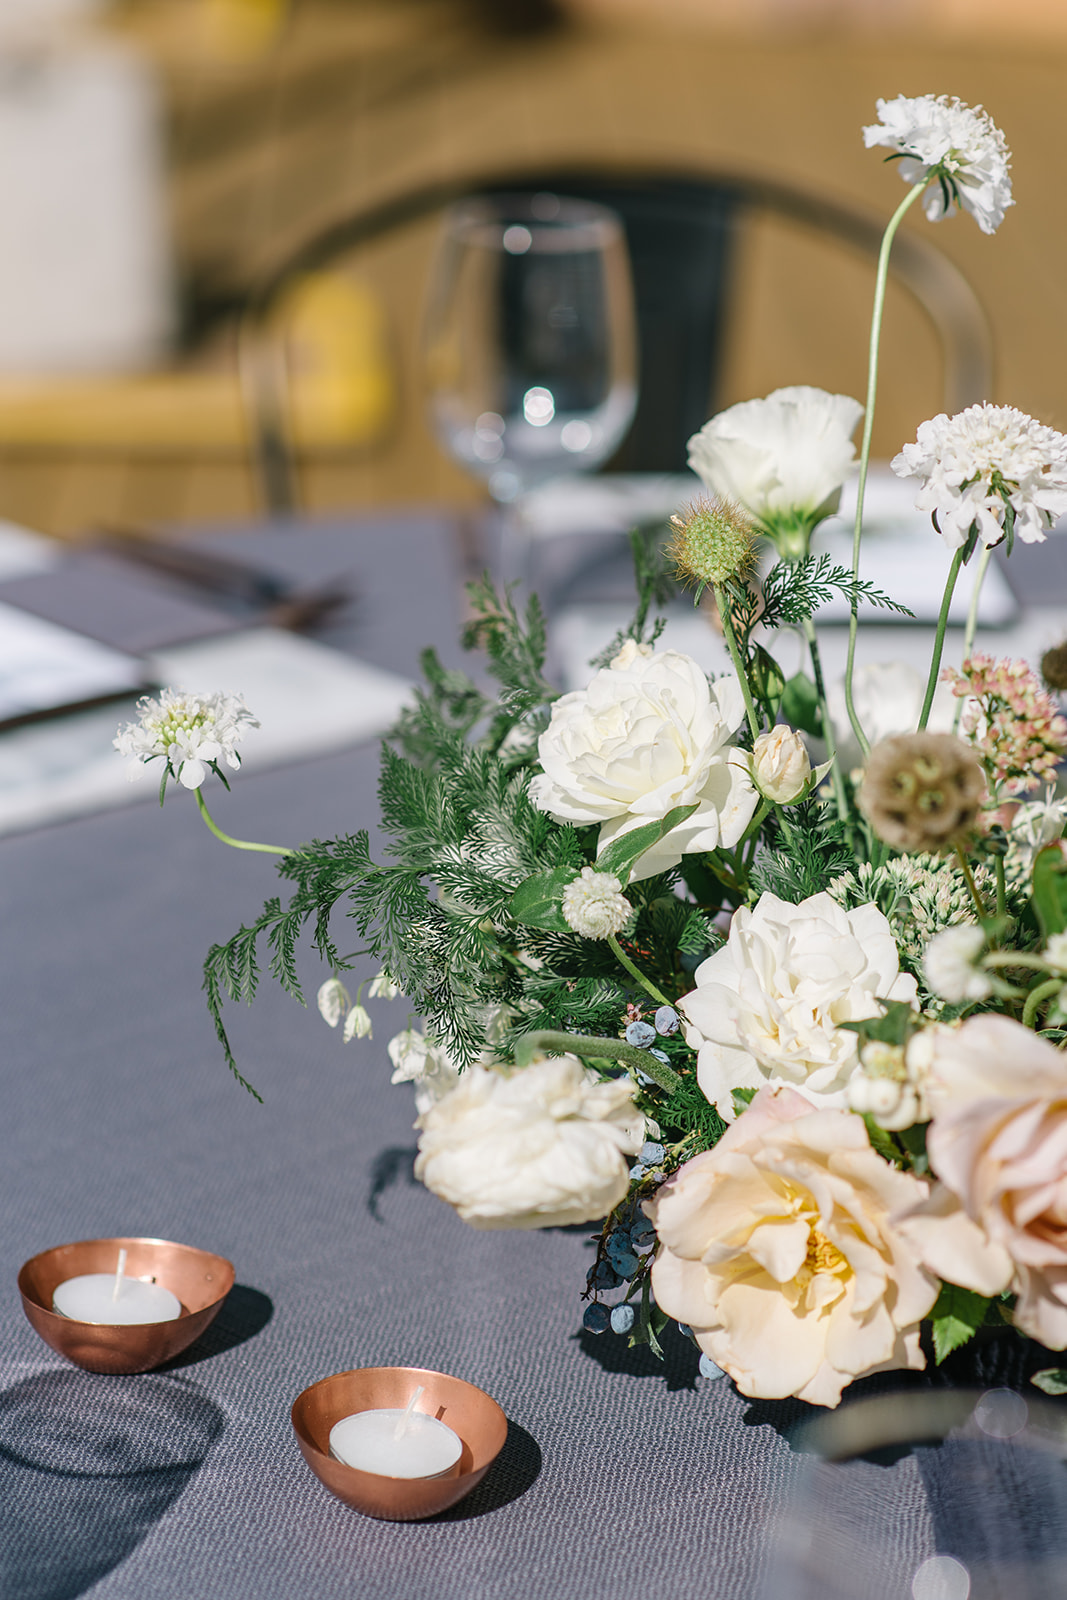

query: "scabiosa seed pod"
left=858, top=732, right=987, bottom=853
left=1042, top=641, right=1067, bottom=693
left=666, top=498, right=756, bottom=596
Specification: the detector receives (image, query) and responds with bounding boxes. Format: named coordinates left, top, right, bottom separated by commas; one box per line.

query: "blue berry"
left=649, top=1049, right=670, bottom=1064
left=699, top=1353, right=726, bottom=1380
left=635, top=1071, right=654, bottom=1088
left=628, top=1161, right=648, bottom=1180
left=639, top=1141, right=665, bottom=1166
left=610, top=1304, right=635, bottom=1335
left=583, top=1304, right=611, bottom=1335
left=630, top=1216, right=656, bottom=1248
left=625, top=1020, right=657, bottom=1049
left=677, top=1322, right=694, bottom=1340
left=608, top=1248, right=639, bottom=1278
left=588, top=1259, right=621, bottom=1291
left=654, top=1005, right=680, bottom=1036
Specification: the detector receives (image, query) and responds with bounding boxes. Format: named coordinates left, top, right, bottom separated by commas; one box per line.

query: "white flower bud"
left=343, top=1004, right=373, bottom=1042
left=317, top=978, right=351, bottom=1028
left=865, top=1078, right=904, bottom=1117
left=1045, top=933, right=1067, bottom=975
left=367, top=971, right=403, bottom=1000
left=922, top=924, right=991, bottom=1003
left=750, top=726, right=811, bottom=804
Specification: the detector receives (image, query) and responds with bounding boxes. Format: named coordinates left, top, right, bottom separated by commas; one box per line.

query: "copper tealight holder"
left=18, top=1237, right=235, bottom=1375
left=291, top=1365, right=508, bottom=1521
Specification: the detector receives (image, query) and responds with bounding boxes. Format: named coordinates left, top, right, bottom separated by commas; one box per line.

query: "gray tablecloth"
left=0, top=510, right=1031, bottom=1600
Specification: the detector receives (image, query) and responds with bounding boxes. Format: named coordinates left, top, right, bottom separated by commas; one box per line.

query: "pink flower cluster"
left=943, top=653, right=1067, bottom=796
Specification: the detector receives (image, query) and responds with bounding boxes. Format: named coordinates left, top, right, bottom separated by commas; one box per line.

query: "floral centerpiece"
left=118, top=94, right=1067, bottom=1408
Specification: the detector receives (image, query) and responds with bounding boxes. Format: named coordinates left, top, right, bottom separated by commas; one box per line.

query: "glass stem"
left=918, top=546, right=966, bottom=729
left=608, top=935, right=673, bottom=1008
left=196, top=790, right=294, bottom=855
left=843, top=178, right=931, bottom=759
left=801, top=616, right=848, bottom=823
left=953, top=543, right=992, bottom=732
left=713, top=582, right=761, bottom=740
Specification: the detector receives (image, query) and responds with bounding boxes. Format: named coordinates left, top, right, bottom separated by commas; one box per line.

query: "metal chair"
left=237, top=165, right=993, bottom=515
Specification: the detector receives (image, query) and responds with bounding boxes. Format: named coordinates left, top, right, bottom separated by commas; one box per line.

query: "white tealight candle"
left=52, top=1248, right=182, bottom=1325
left=329, top=1389, right=463, bottom=1479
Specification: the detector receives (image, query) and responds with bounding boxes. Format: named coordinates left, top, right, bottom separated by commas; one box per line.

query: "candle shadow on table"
left=574, top=1319, right=701, bottom=1393
left=366, top=1145, right=420, bottom=1221
left=157, top=1282, right=274, bottom=1372
left=0, top=1368, right=224, bottom=1600
left=427, top=1420, right=542, bottom=1521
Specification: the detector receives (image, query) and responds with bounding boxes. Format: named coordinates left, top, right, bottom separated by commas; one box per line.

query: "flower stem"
left=953, top=543, right=992, bottom=733
left=843, top=177, right=931, bottom=758
left=954, top=844, right=986, bottom=921
left=1022, top=977, right=1063, bottom=1031
left=713, top=582, right=761, bottom=740
left=515, top=1029, right=683, bottom=1094
left=995, top=854, right=1007, bottom=921
left=918, top=545, right=966, bottom=729
left=800, top=616, right=848, bottom=823
left=195, top=790, right=294, bottom=855
left=608, top=935, right=673, bottom=1008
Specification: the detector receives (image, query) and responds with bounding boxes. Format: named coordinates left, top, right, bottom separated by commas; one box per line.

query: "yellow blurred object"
left=0, top=272, right=395, bottom=458
left=199, top=0, right=289, bottom=57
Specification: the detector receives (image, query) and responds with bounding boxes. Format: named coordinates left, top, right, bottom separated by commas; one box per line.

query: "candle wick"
left=111, top=1248, right=128, bottom=1303
left=393, top=1384, right=425, bottom=1440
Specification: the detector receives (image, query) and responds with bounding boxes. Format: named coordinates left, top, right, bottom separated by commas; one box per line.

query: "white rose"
left=414, top=1056, right=645, bottom=1229
left=748, top=726, right=811, bottom=803
left=647, top=1085, right=937, bottom=1407
left=679, top=891, right=917, bottom=1119
left=529, top=648, right=757, bottom=882
left=686, top=386, right=863, bottom=543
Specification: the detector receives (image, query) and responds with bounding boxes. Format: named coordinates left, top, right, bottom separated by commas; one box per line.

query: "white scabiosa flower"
left=687, top=386, right=863, bottom=555
left=317, top=978, right=351, bottom=1028
left=863, top=94, right=1012, bottom=235
left=892, top=404, right=1067, bottom=550
left=414, top=1055, right=645, bottom=1230
left=115, top=687, right=258, bottom=790
left=922, top=924, right=991, bottom=1003
left=561, top=867, right=631, bottom=940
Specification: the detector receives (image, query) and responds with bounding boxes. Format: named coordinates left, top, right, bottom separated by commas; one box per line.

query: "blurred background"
left=1, top=0, right=1066, bottom=538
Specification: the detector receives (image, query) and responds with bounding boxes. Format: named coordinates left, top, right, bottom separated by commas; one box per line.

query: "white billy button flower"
left=561, top=867, right=631, bottom=940
left=922, top=924, right=991, bottom=1003
left=892, top=404, right=1067, bottom=551
left=863, top=94, right=1012, bottom=235
left=115, top=687, right=258, bottom=790
left=687, top=386, right=863, bottom=555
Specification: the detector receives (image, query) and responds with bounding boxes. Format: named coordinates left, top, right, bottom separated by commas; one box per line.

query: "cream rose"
left=413, top=1055, right=645, bottom=1229
left=529, top=648, right=757, bottom=881
left=679, top=891, right=917, bottom=1119
left=897, top=1014, right=1067, bottom=1347
left=687, top=386, right=863, bottom=546
left=647, top=1086, right=937, bottom=1406
left=748, top=725, right=812, bottom=804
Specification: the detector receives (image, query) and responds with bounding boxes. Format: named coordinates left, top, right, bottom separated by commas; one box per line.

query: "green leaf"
left=838, top=1000, right=916, bottom=1049
left=750, top=643, right=786, bottom=709
left=929, top=1281, right=991, bottom=1363
left=1031, top=1368, right=1067, bottom=1396
left=732, top=1087, right=757, bottom=1116
left=1032, top=843, right=1067, bottom=938
left=781, top=672, right=822, bottom=737
left=509, top=866, right=579, bottom=932
left=595, top=803, right=699, bottom=885
left=861, top=1114, right=902, bottom=1166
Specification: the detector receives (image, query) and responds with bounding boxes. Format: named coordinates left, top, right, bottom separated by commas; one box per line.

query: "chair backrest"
left=239, top=166, right=993, bottom=514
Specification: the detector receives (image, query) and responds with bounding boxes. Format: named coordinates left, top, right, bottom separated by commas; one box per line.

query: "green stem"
left=196, top=790, right=294, bottom=855
left=954, top=844, right=986, bottom=921
left=918, top=546, right=966, bottom=729
left=1023, top=978, right=1063, bottom=1031
left=713, top=582, right=761, bottom=740
left=608, top=935, right=673, bottom=1008
left=843, top=178, right=931, bottom=758
left=995, top=854, right=1007, bottom=921
left=953, top=543, right=992, bottom=733
left=515, top=1029, right=683, bottom=1095
left=801, top=615, right=848, bottom=823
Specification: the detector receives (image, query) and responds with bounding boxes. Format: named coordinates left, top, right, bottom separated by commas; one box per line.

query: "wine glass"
left=761, top=1388, right=1067, bottom=1600
left=422, top=192, right=638, bottom=578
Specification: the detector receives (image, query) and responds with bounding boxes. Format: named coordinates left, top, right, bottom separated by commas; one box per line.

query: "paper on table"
left=0, top=600, right=148, bottom=724
left=0, top=627, right=412, bottom=837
